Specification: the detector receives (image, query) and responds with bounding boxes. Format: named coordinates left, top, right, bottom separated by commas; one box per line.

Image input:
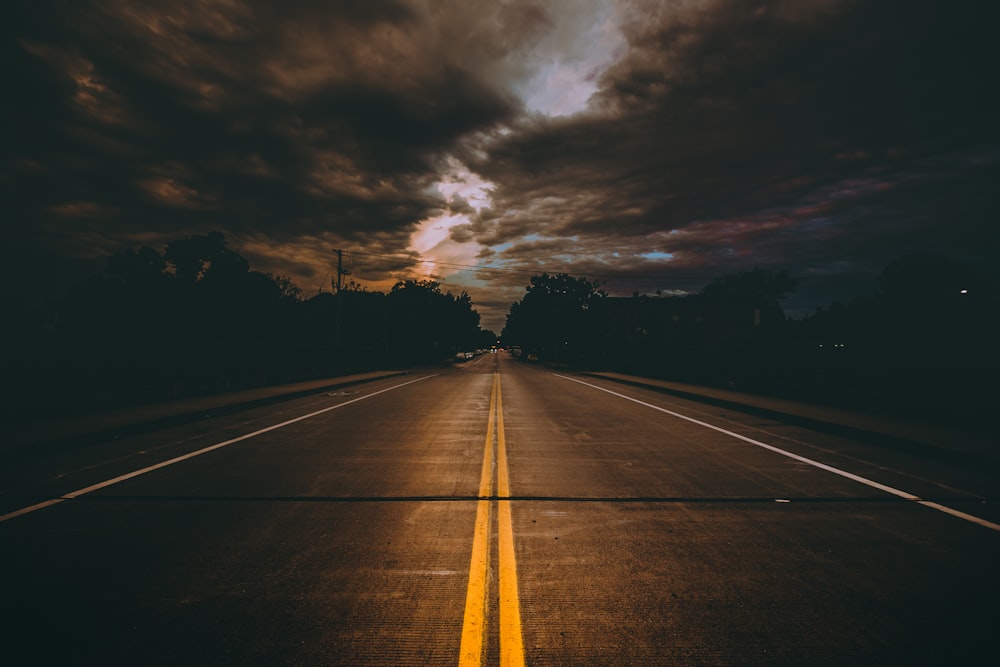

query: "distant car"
left=526, top=353, right=538, bottom=361
left=454, top=352, right=468, bottom=362
left=465, top=351, right=475, bottom=360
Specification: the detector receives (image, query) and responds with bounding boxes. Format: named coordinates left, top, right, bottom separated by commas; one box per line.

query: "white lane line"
left=556, top=374, right=1000, bottom=533
left=0, top=375, right=437, bottom=524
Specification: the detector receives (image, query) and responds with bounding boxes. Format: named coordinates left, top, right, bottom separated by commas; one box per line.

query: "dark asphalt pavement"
left=2, top=354, right=998, bottom=665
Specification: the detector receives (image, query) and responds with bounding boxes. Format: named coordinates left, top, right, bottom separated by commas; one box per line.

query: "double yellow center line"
left=459, top=372, right=525, bottom=667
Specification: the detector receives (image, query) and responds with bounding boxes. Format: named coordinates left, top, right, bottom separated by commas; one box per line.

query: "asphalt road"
left=2, top=353, right=998, bottom=666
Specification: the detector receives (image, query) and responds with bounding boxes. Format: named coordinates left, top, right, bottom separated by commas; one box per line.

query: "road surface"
left=2, top=353, right=998, bottom=665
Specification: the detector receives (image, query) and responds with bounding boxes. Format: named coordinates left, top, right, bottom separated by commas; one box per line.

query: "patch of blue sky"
left=640, top=251, right=674, bottom=260
left=446, top=268, right=490, bottom=289
left=807, top=217, right=834, bottom=227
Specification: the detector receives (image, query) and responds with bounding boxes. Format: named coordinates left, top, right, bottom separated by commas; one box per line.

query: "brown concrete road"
left=2, top=353, right=997, bottom=665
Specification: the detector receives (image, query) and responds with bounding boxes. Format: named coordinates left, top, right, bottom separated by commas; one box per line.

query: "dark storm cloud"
left=3, top=0, right=997, bottom=328
left=467, top=0, right=999, bottom=309
left=3, top=0, right=521, bottom=294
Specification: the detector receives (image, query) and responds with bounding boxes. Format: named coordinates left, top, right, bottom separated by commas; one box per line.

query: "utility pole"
left=334, top=249, right=344, bottom=293
left=334, top=249, right=343, bottom=353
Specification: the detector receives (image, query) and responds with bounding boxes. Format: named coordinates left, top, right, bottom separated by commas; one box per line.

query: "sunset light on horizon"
left=4, top=0, right=996, bottom=332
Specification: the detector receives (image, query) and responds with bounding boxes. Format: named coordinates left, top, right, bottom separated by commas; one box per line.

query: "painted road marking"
left=0, top=375, right=437, bottom=524
left=557, top=374, right=1000, bottom=533
left=458, top=374, right=496, bottom=667
left=495, top=377, right=526, bottom=667
left=459, top=372, right=525, bottom=667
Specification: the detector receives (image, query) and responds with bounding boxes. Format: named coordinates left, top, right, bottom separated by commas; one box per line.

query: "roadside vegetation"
left=2, top=233, right=492, bottom=419
left=3, top=234, right=994, bottom=428
left=500, top=257, right=998, bottom=426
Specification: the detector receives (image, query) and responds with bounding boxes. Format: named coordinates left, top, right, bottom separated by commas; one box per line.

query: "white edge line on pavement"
left=0, top=375, right=438, bottom=524
left=556, top=374, right=1000, bottom=533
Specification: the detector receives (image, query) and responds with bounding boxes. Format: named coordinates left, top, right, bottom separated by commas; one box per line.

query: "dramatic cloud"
left=3, top=0, right=997, bottom=330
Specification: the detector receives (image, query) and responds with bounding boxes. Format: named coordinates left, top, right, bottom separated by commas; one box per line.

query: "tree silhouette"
left=700, top=268, right=797, bottom=325
left=106, top=246, right=168, bottom=288
left=164, top=231, right=249, bottom=285
left=385, top=279, right=481, bottom=362
left=879, top=253, right=990, bottom=306
left=502, top=273, right=606, bottom=360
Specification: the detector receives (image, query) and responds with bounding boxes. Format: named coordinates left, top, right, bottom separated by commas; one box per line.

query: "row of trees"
left=501, top=268, right=797, bottom=363
left=304, top=279, right=494, bottom=366
left=3, top=233, right=493, bottom=418
left=4, top=234, right=993, bottom=424
left=500, top=257, right=998, bottom=423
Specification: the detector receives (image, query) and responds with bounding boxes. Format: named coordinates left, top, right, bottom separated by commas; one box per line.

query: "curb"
left=2, top=371, right=410, bottom=454
left=583, top=371, right=998, bottom=468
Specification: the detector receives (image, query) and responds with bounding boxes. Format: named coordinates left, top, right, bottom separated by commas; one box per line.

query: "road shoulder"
left=583, top=371, right=998, bottom=466
left=2, top=371, right=409, bottom=452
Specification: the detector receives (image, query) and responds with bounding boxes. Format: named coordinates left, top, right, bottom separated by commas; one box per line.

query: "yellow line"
left=458, top=372, right=526, bottom=667
left=496, top=376, right=510, bottom=498
left=479, top=375, right=497, bottom=499
left=496, top=376, right=526, bottom=667
left=458, top=499, right=490, bottom=667
left=458, top=375, right=497, bottom=667
left=498, top=502, right=524, bottom=667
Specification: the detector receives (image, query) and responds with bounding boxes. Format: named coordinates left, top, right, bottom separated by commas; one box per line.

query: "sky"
left=4, top=0, right=997, bottom=332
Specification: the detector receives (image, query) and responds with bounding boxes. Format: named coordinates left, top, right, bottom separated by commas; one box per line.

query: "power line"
left=339, top=249, right=841, bottom=297
left=344, top=249, right=534, bottom=276
left=340, top=249, right=723, bottom=284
